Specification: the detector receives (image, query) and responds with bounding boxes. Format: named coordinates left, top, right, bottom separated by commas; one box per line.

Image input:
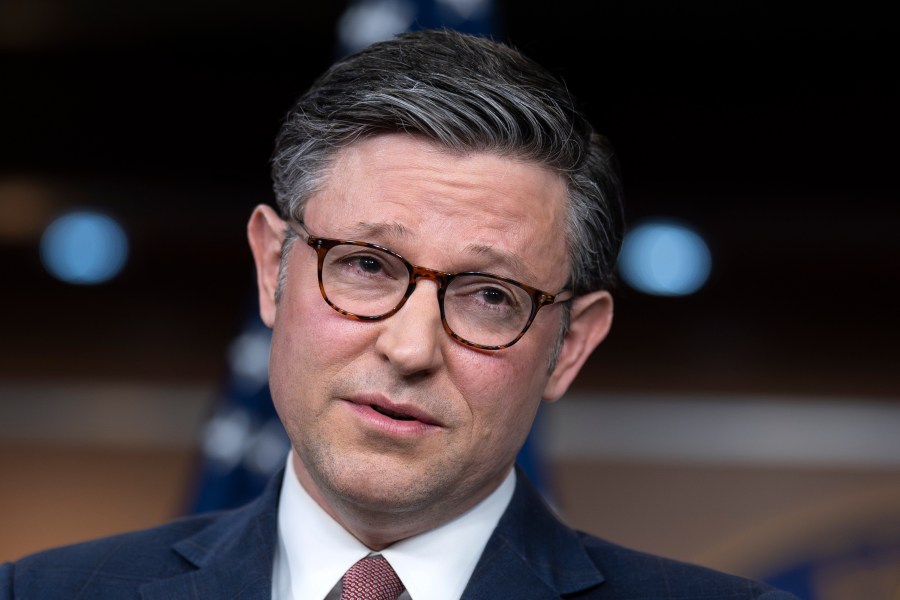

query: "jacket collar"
left=138, top=466, right=604, bottom=600
left=461, top=468, right=605, bottom=599
left=139, top=472, right=283, bottom=600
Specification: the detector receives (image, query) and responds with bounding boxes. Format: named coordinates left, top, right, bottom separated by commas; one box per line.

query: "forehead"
left=303, top=134, right=570, bottom=286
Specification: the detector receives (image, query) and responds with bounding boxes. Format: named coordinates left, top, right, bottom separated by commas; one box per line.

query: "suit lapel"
left=136, top=467, right=603, bottom=599
left=461, top=469, right=605, bottom=600
left=139, top=471, right=283, bottom=600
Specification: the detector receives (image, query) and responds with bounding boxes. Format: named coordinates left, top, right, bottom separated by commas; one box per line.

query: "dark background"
left=2, top=0, right=898, bottom=399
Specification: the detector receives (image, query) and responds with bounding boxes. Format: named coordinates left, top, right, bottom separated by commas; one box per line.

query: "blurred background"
left=1, top=1, right=898, bottom=598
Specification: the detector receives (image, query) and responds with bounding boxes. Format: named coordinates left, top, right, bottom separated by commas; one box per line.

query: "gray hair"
left=273, top=29, right=624, bottom=293
left=271, top=30, right=623, bottom=367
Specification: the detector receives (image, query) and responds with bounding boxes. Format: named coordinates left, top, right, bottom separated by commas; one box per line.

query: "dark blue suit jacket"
left=1, top=471, right=796, bottom=599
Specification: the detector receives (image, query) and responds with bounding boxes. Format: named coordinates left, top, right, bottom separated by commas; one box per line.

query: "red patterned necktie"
left=340, top=555, right=405, bottom=600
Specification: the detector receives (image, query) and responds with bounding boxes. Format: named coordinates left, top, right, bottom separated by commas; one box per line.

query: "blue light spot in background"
left=619, top=220, right=712, bottom=296
left=40, top=211, right=129, bottom=285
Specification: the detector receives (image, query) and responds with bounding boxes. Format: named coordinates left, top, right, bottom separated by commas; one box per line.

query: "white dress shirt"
left=271, top=454, right=515, bottom=600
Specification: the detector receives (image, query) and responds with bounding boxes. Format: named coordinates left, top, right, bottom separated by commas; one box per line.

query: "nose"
left=374, top=280, right=444, bottom=376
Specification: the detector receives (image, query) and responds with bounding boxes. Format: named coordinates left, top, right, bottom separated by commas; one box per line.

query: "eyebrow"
left=336, top=221, right=539, bottom=283
left=341, top=221, right=412, bottom=241
left=461, top=243, right=538, bottom=282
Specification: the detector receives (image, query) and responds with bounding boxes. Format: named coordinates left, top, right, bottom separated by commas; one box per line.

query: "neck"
left=290, top=451, right=510, bottom=550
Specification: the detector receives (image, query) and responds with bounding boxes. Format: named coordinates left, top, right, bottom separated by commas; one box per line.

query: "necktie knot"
left=341, top=555, right=405, bottom=600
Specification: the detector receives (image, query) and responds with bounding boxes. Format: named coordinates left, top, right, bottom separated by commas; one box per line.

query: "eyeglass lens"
left=321, top=244, right=534, bottom=347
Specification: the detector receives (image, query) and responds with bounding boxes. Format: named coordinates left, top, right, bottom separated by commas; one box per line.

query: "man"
left=1, top=30, right=796, bottom=599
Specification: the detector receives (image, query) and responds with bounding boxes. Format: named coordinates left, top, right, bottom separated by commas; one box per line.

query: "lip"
left=342, top=393, right=443, bottom=436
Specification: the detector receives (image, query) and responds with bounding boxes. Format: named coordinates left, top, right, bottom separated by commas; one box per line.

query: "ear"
left=247, top=204, right=287, bottom=328
left=542, top=291, right=613, bottom=402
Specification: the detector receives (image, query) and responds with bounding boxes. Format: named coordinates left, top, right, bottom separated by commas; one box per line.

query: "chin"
left=329, top=460, right=448, bottom=513
left=303, top=442, right=448, bottom=513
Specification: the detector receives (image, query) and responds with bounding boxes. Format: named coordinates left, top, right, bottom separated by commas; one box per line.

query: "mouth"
left=346, top=393, right=441, bottom=428
left=371, top=405, right=417, bottom=421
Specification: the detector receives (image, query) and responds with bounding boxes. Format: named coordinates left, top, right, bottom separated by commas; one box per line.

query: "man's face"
left=252, top=134, right=610, bottom=538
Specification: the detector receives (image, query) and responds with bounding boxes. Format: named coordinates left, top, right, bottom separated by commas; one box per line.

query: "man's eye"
left=353, top=256, right=383, bottom=274
left=479, top=287, right=510, bottom=306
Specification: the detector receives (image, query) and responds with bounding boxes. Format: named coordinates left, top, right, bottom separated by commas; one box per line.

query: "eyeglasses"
left=290, top=221, right=572, bottom=350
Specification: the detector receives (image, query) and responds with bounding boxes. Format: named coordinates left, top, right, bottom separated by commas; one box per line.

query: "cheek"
left=278, top=277, right=371, bottom=356
left=269, top=288, right=369, bottom=410
left=451, top=347, right=547, bottom=442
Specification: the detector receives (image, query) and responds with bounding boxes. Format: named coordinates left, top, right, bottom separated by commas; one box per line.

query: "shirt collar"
left=275, top=452, right=516, bottom=600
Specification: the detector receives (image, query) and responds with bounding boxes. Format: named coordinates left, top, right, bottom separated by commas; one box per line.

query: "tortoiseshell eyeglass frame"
left=288, top=221, right=572, bottom=351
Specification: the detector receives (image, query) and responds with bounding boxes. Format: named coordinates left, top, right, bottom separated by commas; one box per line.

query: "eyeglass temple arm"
left=289, top=220, right=312, bottom=240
